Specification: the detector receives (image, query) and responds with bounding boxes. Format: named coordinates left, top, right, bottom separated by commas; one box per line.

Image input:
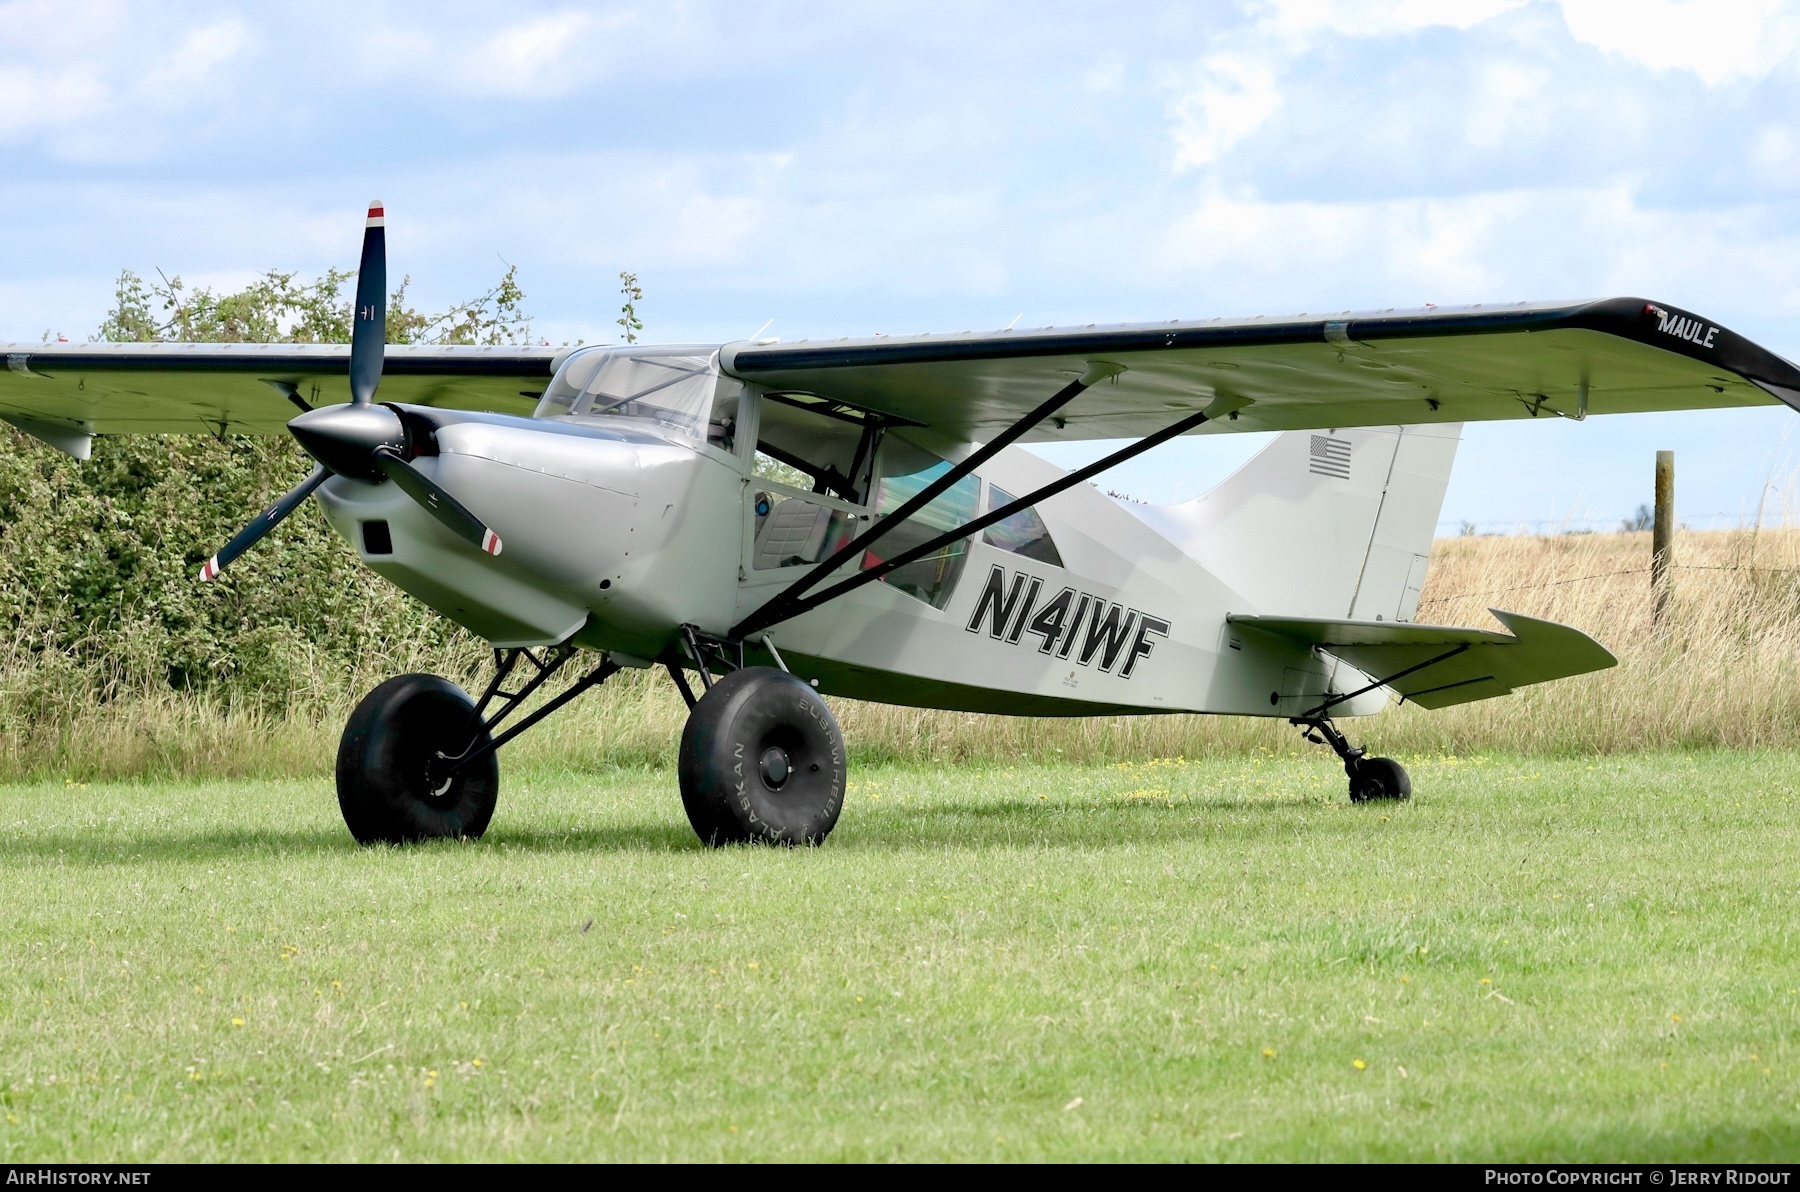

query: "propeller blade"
left=198, top=465, right=329, bottom=581
left=372, top=447, right=502, bottom=556
left=349, top=199, right=386, bottom=405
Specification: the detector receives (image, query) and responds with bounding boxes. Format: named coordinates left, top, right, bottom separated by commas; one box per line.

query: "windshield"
left=536, top=346, right=722, bottom=439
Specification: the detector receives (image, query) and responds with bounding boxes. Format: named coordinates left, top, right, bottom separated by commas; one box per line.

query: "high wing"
left=719, top=298, right=1800, bottom=442
left=0, top=343, right=561, bottom=457
left=1229, top=609, right=1618, bottom=710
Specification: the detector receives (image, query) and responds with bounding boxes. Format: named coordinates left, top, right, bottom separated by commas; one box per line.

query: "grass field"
left=3, top=750, right=1797, bottom=1161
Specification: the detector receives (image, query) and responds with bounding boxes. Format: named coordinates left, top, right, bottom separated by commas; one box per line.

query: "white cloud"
left=1170, top=53, right=1282, bottom=170
left=140, top=20, right=253, bottom=92
left=1149, top=181, right=1800, bottom=356
left=463, top=10, right=598, bottom=96
left=1558, top=0, right=1800, bottom=86
left=0, top=65, right=109, bottom=136
left=1253, top=0, right=1531, bottom=39
left=0, top=0, right=124, bottom=137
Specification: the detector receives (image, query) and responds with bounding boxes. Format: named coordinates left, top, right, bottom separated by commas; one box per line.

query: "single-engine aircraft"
left=5, top=203, right=1797, bottom=847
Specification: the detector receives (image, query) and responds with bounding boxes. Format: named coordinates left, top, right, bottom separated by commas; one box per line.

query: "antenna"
left=748, top=317, right=775, bottom=342
left=1003, top=313, right=1022, bottom=331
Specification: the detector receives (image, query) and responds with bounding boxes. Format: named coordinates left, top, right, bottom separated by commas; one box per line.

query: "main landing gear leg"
left=1292, top=716, right=1411, bottom=804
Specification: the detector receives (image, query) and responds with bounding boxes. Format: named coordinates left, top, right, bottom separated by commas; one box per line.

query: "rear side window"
left=982, top=486, right=1063, bottom=567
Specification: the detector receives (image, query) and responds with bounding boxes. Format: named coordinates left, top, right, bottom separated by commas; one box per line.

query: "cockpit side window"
left=752, top=394, right=883, bottom=505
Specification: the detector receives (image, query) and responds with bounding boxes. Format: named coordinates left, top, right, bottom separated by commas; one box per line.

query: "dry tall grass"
left=5, top=527, right=1798, bottom=779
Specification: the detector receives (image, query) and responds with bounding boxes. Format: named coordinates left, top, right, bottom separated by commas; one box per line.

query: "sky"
left=3, top=0, right=1800, bottom=532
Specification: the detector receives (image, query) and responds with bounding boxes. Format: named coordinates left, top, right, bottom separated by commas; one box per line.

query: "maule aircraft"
left=4, top=203, right=1798, bottom=847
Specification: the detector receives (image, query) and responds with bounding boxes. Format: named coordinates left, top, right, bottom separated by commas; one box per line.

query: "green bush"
left=2, top=264, right=539, bottom=719
left=0, top=430, right=485, bottom=709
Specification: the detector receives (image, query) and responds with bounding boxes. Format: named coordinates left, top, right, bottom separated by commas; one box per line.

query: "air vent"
left=362, top=520, right=393, bottom=555
left=1308, top=435, right=1352, bottom=479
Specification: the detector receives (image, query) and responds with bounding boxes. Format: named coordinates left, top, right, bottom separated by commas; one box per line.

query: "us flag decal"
left=1309, top=435, right=1352, bottom=479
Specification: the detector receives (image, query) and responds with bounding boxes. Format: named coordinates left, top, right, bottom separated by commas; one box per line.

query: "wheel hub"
left=759, top=746, right=791, bottom=790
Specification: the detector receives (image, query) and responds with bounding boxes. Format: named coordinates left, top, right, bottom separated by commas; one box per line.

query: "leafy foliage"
left=617, top=270, right=643, bottom=344
left=94, top=265, right=536, bottom=348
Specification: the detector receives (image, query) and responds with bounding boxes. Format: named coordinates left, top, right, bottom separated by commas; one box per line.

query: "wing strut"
left=731, top=361, right=1126, bottom=637
left=731, top=387, right=1250, bottom=639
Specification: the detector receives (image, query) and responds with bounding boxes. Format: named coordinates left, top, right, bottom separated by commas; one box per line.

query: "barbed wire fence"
left=1417, top=562, right=1800, bottom=608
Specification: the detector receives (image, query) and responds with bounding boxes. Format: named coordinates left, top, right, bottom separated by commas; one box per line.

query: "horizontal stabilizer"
left=1228, top=609, right=1616, bottom=710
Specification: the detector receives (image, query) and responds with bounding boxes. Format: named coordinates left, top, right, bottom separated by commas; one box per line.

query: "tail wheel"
left=336, top=673, right=499, bottom=844
left=677, top=666, right=847, bottom=847
left=1350, top=756, right=1411, bottom=803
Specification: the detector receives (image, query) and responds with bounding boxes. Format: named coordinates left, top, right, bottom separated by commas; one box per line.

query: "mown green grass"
left=1, top=750, right=1797, bottom=1161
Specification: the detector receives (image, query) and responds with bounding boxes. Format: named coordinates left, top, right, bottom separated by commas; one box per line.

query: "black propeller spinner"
left=198, top=201, right=503, bottom=581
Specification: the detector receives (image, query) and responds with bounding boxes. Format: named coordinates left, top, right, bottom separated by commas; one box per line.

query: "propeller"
left=198, top=465, right=328, bottom=581
left=197, top=200, right=502, bottom=580
left=349, top=200, right=385, bottom=405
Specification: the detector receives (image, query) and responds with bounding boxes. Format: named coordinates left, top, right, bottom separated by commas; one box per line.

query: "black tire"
left=1350, top=756, right=1411, bottom=803
left=336, top=673, right=499, bottom=844
left=677, top=666, right=846, bottom=847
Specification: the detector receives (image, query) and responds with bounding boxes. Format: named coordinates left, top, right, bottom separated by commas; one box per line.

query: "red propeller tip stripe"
left=199, top=557, right=220, bottom=581
left=481, top=530, right=502, bottom=556
left=366, top=200, right=386, bottom=227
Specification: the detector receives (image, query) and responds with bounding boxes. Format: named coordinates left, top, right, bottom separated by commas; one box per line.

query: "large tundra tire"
left=678, top=666, right=846, bottom=847
left=336, top=673, right=499, bottom=844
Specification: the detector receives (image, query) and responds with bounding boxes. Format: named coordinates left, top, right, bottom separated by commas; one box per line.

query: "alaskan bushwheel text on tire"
left=1350, top=755, right=1412, bottom=803
left=678, top=666, right=847, bottom=847
left=336, top=673, right=499, bottom=844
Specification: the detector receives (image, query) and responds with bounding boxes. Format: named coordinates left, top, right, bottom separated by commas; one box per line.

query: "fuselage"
left=314, top=344, right=1389, bottom=719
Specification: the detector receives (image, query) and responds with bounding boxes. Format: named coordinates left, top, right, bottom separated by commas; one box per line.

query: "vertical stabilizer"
left=1132, top=424, right=1461, bottom=620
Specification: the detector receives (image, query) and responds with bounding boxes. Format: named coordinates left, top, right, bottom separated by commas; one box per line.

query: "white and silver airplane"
left=4, top=203, right=1795, bottom=847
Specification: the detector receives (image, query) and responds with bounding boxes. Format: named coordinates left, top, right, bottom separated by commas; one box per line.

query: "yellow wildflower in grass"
left=1262, top=1048, right=1275, bottom=1058
left=231, top=1018, right=244, bottom=1027
left=1353, top=1059, right=1367, bottom=1070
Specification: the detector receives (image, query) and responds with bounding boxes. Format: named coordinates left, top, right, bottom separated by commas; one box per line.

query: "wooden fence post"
left=1653, top=449, right=1674, bottom=624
